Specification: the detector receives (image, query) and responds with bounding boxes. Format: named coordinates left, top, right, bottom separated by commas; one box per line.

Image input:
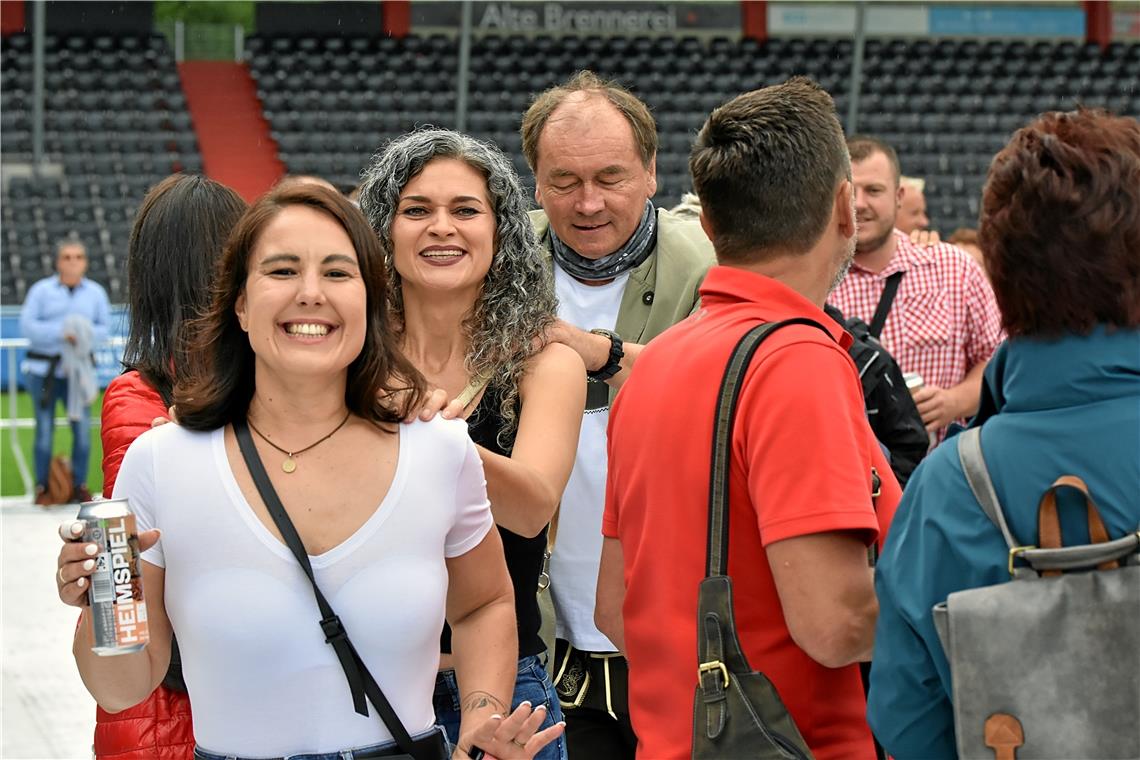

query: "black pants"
left=555, top=640, right=637, bottom=759
left=566, top=704, right=637, bottom=759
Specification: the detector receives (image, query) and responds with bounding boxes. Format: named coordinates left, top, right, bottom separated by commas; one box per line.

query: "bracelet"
left=587, top=328, right=624, bottom=382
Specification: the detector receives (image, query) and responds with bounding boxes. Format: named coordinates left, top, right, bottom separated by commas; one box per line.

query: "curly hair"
left=358, top=129, right=558, bottom=446
left=980, top=108, right=1140, bottom=336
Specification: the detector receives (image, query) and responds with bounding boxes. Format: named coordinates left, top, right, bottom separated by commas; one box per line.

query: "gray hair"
left=358, top=128, right=558, bottom=446
left=55, top=235, right=86, bottom=255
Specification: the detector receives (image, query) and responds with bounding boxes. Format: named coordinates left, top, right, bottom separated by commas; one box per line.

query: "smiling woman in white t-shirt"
left=54, top=185, right=564, bottom=760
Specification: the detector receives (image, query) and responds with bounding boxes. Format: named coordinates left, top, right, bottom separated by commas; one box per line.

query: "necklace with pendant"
left=245, top=411, right=352, bottom=473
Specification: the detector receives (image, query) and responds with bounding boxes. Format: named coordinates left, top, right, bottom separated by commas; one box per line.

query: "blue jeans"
left=23, top=370, right=90, bottom=489
left=434, top=654, right=566, bottom=760
left=193, top=726, right=450, bottom=760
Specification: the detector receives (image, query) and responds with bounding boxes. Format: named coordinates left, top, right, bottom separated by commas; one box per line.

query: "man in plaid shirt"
left=829, top=136, right=1002, bottom=442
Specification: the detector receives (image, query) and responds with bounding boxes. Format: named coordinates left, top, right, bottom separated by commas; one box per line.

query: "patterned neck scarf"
left=549, top=201, right=658, bottom=282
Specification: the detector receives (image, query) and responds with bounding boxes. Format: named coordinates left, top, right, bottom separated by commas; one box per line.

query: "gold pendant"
left=282, top=457, right=297, bottom=474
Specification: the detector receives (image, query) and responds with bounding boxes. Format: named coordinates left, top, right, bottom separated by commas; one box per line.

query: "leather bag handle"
left=705, top=318, right=831, bottom=577
left=1037, top=475, right=1119, bottom=577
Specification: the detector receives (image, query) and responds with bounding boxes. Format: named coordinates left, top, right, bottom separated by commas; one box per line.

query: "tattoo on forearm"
left=461, top=690, right=509, bottom=714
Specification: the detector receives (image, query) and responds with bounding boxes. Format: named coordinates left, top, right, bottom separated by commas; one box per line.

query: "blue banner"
left=929, top=6, right=1085, bottom=37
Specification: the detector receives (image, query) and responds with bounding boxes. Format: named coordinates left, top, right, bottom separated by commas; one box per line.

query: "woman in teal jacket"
left=866, top=108, right=1140, bottom=758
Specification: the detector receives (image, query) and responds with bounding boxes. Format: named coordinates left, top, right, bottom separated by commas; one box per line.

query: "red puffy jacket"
left=97, top=371, right=194, bottom=759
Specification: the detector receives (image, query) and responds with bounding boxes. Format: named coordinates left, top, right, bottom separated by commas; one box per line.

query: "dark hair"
left=121, top=174, right=246, bottom=402
left=848, top=134, right=901, bottom=186
left=358, top=129, right=556, bottom=445
left=689, top=77, right=850, bottom=262
left=521, top=70, right=657, bottom=172
left=947, top=227, right=979, bottom=247
left=979, top=108, right=1140, bottom=336
left=175, top=185, right=426, bottom=430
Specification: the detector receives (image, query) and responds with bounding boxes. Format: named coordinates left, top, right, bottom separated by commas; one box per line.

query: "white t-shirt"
left=114, top=418, right=493, bottom=756
left=551, top=267, right=628, bottom=652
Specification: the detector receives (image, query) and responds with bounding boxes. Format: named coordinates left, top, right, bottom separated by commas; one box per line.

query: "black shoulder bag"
left=692, top=319, right=825, bottom=760
left=233, top=419, right=448, bottom=760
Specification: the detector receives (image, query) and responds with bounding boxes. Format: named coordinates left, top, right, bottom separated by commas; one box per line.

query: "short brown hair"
left=520, top=70, right=657, bottom=172
left=947, top=227, right=978, bottom=247
left=175, top=185, right=425, bottom=429
left=690, top=77, right=850, bottom=262
left=848, top=134, right=901, bottom=186
left=980, top=108, right=1140, bottom=336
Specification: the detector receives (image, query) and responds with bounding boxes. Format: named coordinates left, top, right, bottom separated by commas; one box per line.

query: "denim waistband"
left=194, top=725, right=448, bottom=760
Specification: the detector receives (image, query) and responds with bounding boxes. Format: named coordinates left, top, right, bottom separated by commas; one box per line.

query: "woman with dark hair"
left=867, top=109, right=1140, bottom=757
left=95, top=173, right=245, bottom=760
left=58, top=186, right=562, bottom=759
left=359, top=130, right=584, bottom=760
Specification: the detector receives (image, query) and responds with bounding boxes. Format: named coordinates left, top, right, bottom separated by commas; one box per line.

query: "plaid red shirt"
left=830, top=231, right=1003, bottom=425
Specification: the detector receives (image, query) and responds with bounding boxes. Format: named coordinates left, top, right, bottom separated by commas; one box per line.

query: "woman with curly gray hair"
left=359, top=129, right=584, bottom=760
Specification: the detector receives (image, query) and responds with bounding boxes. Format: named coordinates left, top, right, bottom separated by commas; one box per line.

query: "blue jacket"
left=19, top=276, right=111, bottom=378
left=866, top=326, right=1140, bottom=758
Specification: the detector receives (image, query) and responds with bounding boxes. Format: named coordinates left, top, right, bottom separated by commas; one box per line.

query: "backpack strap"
left=957, top=427, right=1019, bottom=553
left=869, top=271, right=904, bottom=339
left=956, top=428, right=1140, bottom=576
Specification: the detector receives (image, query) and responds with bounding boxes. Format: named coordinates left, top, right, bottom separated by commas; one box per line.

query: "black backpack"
left=825, top=304, right=929, bottom=486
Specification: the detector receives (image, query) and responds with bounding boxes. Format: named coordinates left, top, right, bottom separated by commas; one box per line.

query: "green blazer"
left=530, top=207, right=715, bottom=343
left=531, top=207, right=715, bottom=406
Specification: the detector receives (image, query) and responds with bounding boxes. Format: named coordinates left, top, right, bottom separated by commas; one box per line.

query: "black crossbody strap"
left=868, top=271, right=904, bottom=338
left=232, top=419, right=420, bottom=757
left=706, top=318, right=833, bottom=577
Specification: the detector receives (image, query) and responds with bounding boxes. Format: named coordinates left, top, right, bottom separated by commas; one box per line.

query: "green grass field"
left=0, top=391, right=104, bottom=497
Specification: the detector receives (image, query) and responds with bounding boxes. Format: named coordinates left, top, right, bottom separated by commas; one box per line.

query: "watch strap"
left=587, top=328, right=624, bottom=382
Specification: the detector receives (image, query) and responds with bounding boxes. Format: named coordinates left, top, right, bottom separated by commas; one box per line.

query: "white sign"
left=768, top=3, right=929, bottom=36
left=476, top=2, right=678, bottom=34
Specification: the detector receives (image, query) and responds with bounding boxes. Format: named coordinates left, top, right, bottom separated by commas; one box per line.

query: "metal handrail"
left=2, top=336, right=126, bottom=498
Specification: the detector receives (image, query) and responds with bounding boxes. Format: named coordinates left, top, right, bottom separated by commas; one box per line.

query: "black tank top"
left=439, top=383, right=548, bottom=658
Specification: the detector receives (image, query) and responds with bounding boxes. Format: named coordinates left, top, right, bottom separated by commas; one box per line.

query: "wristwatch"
left=587, top=328, right=624, bottom=382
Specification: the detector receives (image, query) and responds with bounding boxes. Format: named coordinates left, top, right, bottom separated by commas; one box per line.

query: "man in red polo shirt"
left=596, top=77, right=901, bottom=760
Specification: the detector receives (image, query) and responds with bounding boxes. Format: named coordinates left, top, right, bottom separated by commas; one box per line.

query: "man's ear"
left=837, top=180, right=856, bottom=239
left=534, top=184, right=543, bottom=208
left=698, top=208, right=715, bottom=243
left=646, top=154, right=658, bottom=198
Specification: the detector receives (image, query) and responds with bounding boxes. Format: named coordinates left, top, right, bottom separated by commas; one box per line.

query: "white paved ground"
left=2, top=497, right=96, bottom=760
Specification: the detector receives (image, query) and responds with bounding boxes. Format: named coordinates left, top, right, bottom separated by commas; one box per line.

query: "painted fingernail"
left=519, top=700, right=532, bottom=708
left=77, top=577, right=87, bottom=588
left=490, top=714, right=502, bottom=720
left=84, top=544, right=98, bottom=556
left=535, top=704, right=547, bottom=712
left=558, top=721, right=567, bottom=727
left=71, top=521, right=84, bottom=535
left=83, top=559, right=95, bottom=571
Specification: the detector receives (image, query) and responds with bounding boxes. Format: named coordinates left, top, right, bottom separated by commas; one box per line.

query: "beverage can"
left=77, top=498, right=150, bottom=656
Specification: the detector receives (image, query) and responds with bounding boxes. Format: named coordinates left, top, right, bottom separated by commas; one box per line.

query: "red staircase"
left=178, top=61, right=283, bottom=202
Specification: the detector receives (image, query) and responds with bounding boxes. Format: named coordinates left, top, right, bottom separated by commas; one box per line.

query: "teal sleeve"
left=867, top=552, right=957, bottom=759
left=867, top=458, right=958, bottom=759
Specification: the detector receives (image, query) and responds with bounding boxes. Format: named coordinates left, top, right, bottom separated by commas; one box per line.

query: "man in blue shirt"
left=19, top=238, right=111, bottom=504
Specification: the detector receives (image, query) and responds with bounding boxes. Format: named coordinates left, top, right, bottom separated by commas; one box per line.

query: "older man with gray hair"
left=520, top=70, right=714, bottom=758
